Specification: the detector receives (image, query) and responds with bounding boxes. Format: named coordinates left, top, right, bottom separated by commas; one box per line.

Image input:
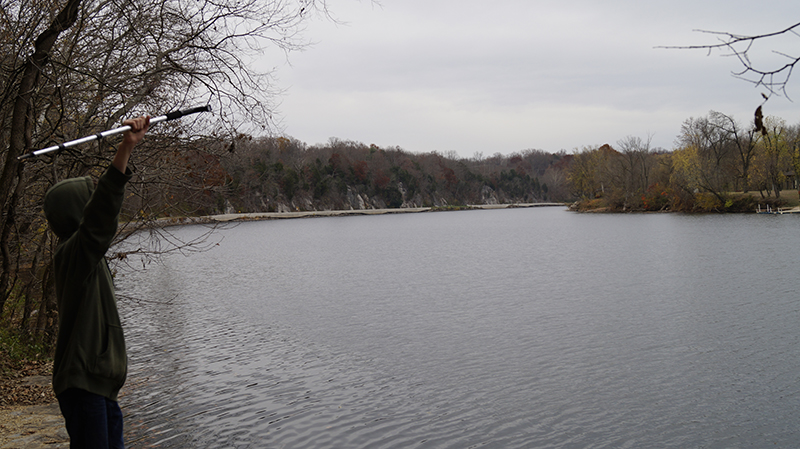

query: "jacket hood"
left=44, top=177, right=94, bottom=240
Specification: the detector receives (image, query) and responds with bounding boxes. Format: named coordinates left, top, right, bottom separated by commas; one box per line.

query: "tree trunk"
left=0, top=0, right=83, bottom=314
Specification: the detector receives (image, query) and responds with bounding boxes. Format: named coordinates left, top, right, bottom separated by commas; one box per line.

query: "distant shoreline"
left=208, top=202, right=567, bottom=222
left=143, top=203, right=568, bottom=227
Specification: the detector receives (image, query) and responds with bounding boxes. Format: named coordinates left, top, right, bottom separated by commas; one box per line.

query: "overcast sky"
left=268, top=0, right=800, bottom=158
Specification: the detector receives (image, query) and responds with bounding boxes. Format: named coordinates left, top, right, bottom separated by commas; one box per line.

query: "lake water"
left=115, top=207, right=800, bottom=448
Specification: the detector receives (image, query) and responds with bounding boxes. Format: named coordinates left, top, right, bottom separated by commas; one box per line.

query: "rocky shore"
left=207, top=203, right=566, bottom=222
left=0, top=402, right=66, bottom=448
left=141, top=202, right=566, bottom=228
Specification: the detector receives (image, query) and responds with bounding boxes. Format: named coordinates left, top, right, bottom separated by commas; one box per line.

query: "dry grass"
left=731, top=190, right=800, bottom=208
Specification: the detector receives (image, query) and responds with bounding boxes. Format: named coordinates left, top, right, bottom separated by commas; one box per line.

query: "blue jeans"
left=57, top=388, right=124, bottom=449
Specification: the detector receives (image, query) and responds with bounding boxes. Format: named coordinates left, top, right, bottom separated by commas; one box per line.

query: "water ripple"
left=116, top=209, right=800, bottom=447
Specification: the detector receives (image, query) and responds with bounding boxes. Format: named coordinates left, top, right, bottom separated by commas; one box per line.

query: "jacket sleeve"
left=60, top=166, right=132, bottom=281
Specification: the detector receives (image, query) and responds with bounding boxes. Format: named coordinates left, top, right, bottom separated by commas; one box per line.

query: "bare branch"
left=659, top=22, right=800, bottom=99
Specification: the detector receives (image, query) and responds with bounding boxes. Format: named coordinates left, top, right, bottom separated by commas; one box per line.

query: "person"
left=44, top=115, right=150, bottom=448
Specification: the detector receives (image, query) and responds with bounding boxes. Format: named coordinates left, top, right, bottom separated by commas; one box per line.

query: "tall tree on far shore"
left=705, top=111, right=759, bottom=192
left=675, top=114, right=737, bottom=204
left=750, top=116, right=792, bottom=198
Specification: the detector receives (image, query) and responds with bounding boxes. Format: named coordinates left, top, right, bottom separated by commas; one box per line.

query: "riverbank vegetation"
left=568, top=112, right=800, bottom=213
left=215, top=138, right=565, bottom=212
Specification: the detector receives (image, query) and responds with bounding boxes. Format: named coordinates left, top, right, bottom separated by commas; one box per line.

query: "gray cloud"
left=270, top=0, right=800, bottom=156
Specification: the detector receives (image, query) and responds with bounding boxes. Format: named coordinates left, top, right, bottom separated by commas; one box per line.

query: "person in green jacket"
left=44, top=115, right=150, bottom=449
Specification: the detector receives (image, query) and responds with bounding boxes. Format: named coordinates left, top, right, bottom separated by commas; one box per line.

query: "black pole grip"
left=165, top=105, right=212, bottom=121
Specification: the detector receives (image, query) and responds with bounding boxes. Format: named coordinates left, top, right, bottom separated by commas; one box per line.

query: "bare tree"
left=616, top=135, right=654, bottom=208
left=706, top=111, right=759, bottom=192
left=0, top=0, right=83, bottom=319
left=675, top=114, right=738, bottom=204
left=0, top=0, right=333, bottom=341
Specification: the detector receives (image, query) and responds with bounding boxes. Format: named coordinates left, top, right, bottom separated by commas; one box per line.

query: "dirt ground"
left=0, top=356, right=68, bottom=448
left=0, top=402, right=67, bottom=448
left=780, top=189, right=800, bottom=207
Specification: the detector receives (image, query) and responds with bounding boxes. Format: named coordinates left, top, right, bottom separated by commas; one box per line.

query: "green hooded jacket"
left=44, top=165, right=132, bottom=401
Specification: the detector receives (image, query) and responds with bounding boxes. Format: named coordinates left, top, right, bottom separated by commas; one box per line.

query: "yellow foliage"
left=670, top=145, right=701, bottom=190
left=694, top=192, right=721, bottom=211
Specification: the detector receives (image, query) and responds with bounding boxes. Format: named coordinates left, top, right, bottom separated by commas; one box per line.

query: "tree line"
left=208, top=137, right=565, bottom=214
left=141, top=105, right=800, bottom=223
left=568, top=110, right=800, bottom=213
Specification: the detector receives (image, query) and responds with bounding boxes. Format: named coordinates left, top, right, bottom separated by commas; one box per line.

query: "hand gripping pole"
left=18, top=105, right=212, bottom=160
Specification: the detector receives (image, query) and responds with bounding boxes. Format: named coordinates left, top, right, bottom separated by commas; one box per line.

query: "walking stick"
left=18, top=105, right=212, bottom=160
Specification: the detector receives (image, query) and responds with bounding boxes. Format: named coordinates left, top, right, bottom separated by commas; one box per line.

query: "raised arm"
left=112, top=115, right=150, bottom=173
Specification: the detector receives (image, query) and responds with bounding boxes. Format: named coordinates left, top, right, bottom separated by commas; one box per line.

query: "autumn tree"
left=567, top=145, right=620, bottom=201
left=750, top=116, right=792, bottom=198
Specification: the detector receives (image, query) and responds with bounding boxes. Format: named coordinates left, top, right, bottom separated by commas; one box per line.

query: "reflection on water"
left=117, top=208, right=800, bottom=448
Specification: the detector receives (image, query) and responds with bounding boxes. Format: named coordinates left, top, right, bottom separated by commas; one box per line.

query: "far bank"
left=139, top=203, right=567, bottom=227
left=569, top=190, right=799, bottom=213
